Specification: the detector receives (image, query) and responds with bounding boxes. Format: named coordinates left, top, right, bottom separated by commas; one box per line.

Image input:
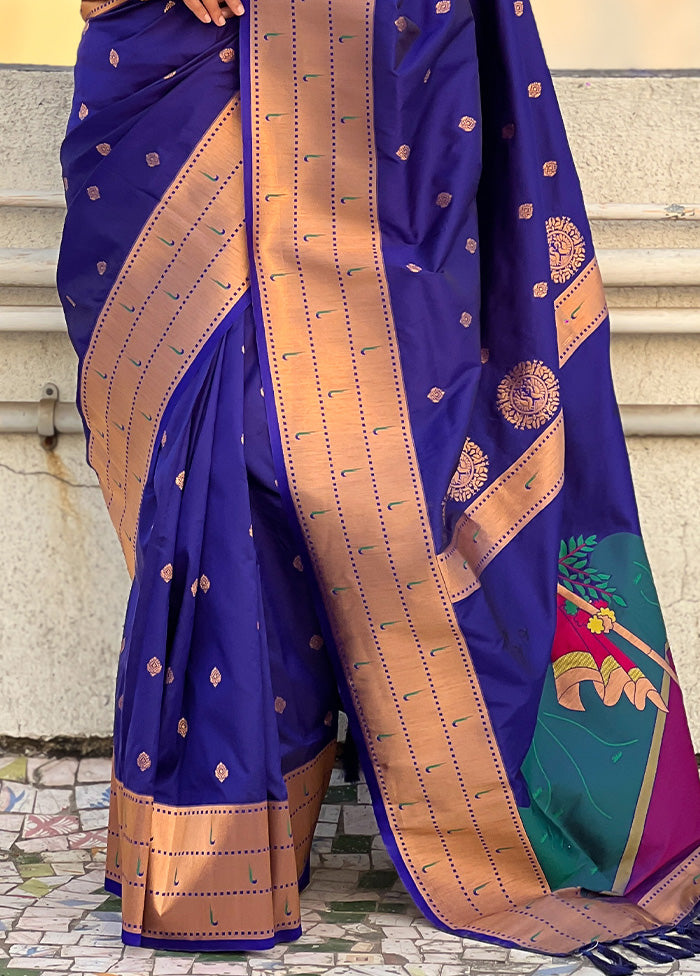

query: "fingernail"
left=203, top=12, right=211, bottom=21
left=236, top=4, right=245, bottom=13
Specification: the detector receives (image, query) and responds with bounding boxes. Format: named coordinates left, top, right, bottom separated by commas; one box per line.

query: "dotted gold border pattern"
left=248, top=0, right=549, bottom=932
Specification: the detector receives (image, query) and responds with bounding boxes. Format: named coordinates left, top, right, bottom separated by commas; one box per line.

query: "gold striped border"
left=81, top=0, right=133, bottom=21
left=81, top=98, right=249, bottom=577
left=556, top=258, right=608, bottom=367
left=438, top=413, right=565, bottom=603
left=249, top=0, right=549, bottom=931
left=106, top=741, right=335, bottom=942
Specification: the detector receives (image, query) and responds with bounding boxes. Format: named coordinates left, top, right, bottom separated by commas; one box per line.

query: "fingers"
left=182, top=0, right=244, bottom=23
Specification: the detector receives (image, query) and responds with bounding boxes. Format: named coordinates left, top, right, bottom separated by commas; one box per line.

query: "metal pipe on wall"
left=1, top=401, right=699, bottom=438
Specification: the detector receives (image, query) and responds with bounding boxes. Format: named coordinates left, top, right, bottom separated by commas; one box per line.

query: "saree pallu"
left=58, top=0, right=700, bottom=964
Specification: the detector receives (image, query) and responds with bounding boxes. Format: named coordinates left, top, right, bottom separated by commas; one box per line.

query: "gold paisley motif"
left=309, top=634, right=324, bottom=650
left=447, top=438, right=489, bottom=503
left=146, top=657, right=162, bottom=677
left=160, top=563, right=173, bottom=582
left=214, top=762, right=229, bottom=783
left=546, top=216, right=586, bottom=284
left=396, top=144, right=411, bottom=160
left=219, top=48, right=235, bottom=62
left=177, top=717, right=188, bottom=737
left=210, top=667, right=222, bottom=688
left=136, top=751, right=151, bottom=771
left=543, top=160, right=558, bottom=177
left=497, top=360, right=560, bottom=431
left=145, top=152, right=160, bottom=168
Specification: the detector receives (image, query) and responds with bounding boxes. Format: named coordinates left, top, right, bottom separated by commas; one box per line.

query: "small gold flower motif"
left=447, top=437, right=489, bottom=502
left=147, top=657, right=162, bottom=677
left=274, top=697, right=287, bottom=714
left=78, top=103, right=88, bottom=120
left=496, top=360, right=560, bottom=431
left=324, top=711, right=333, bottom=727
left=175, top=471, right=185, bottom=490
left=161, top=431, right=167, bottom=447
left=199, top=574, right=210, bottom=593
left=514, top=1, right=524, bottom=14
left=546, top=215, right=586, bottom=284
left=177, top=717, right=188, bottom=737
left=436, top=192, right=452, bottom=208
left=87, top=186, right=100, bottom=201
left=465, top=238, right=478, bottom=253
left=96, top=143, right=111, bottom=156
left=533, top=281, right=549, bottom=298
left=190, top=579, right=199, bottom=597
left=519, top=203, right=533, bottom=220
left=502, top=122, right=516, bottom=139
left=118, top=695, right=124, bottom=710
left=165, top=667, right=174, bottom=685
left=436, top=0, right=451, bottom=11
left=460, top=312, right=473, bottom=328
left=543, top=160, right=558, bottom=177
left=210, top=667, right=222, bottom=688
left=528, top=82, right=542, bottom=98
left=395, top=15, right=407, bottom=30
left=293, top=555, right=304, bottom=572
left=214, top=762, right=229, bottom=783
left=309, top=634, right=324, bottom=650
left=481, top=348, right=490, bottom=364
left=428, top=387, right=445, bottom=403
left=109, top=49, right=119, bottom=67
left=459, top=116, right=477, bottom=132
left=219, top=48, right=235, bottom=62
left=137, top=752, right=151, bottom=771
left=97, top=261, right=107, bottom=275
left=160, top=563, right=173, bottom=582
left=406, top=263, right=422, bottom=273
left=423, top=69, right=432, bottom=83
left=145, top=152, right=160, bottom=168
left=396, top=145, right=411, bottom=160
left=164, top=0, right=176, bottom=10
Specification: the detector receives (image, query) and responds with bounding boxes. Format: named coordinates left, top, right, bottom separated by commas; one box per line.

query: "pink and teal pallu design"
left=58, top=0, right=700, bottom=967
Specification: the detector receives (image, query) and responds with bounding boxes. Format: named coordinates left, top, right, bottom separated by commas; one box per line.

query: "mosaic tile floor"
left=0, top=752, right=695, bottom=976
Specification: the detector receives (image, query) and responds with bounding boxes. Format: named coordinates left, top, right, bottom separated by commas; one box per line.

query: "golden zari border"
left=556, top=258, right=608, bottom=367
left=105, top=742, right=335, bottom=943
left=81, top=0, right=132, bottom=21
left=438, top=413, right=565, bottom=602
left=81, top=98, right=249, bottom=578
left=248, top=0, right=549, bottom=931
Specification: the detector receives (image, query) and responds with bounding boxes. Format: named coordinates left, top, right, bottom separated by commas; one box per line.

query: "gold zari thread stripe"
left=249, top=0, right=548, bottom=930
left=555, top=258, right=608, bottom=366
left=438, top=413, right=565, bottom=603
left=81, top=99, right=249, bottom=577
left=106, top=742, right=334, bottom=942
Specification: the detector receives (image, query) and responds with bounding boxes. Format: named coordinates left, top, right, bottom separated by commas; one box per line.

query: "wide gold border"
left=106, top=741, right=335, bottom=942
left=248, top=0, right=549, bottom=931
left=438, top=413, right=565, bottom=603
left=556, top=258, right=608, bottom=367
left=81, top=98, right=249, bottom=577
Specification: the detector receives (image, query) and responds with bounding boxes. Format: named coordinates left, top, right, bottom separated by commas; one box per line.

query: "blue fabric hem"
left=119, top=927, right=303, bottom=953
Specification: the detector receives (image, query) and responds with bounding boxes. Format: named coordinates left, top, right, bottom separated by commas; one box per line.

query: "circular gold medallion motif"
left=497, top=360, right=560, bottom=431
left=546, top=215, right=585, bottom=284
left=447, top=438, right=489, bottom=503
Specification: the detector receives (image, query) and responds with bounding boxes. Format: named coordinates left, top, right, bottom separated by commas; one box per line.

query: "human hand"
left=182, top=0, right=245, bottom=25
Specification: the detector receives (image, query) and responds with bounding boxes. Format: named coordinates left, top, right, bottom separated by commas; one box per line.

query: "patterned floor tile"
left=1, top=750, right=693, bottom=976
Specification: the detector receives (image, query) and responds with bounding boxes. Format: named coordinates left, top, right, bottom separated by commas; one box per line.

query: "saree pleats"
left=58, top=0, right=700, bottom=958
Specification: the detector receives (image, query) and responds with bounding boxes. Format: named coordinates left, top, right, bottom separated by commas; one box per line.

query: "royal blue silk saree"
left=58, top=0, right=700, bottom=964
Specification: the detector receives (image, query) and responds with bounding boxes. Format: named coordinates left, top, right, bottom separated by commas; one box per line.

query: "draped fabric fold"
left=58, top=0, right=700, bottom=959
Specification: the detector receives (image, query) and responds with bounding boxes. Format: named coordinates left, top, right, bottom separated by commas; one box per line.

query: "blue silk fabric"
left=58, top=0, right=700, bottom=958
